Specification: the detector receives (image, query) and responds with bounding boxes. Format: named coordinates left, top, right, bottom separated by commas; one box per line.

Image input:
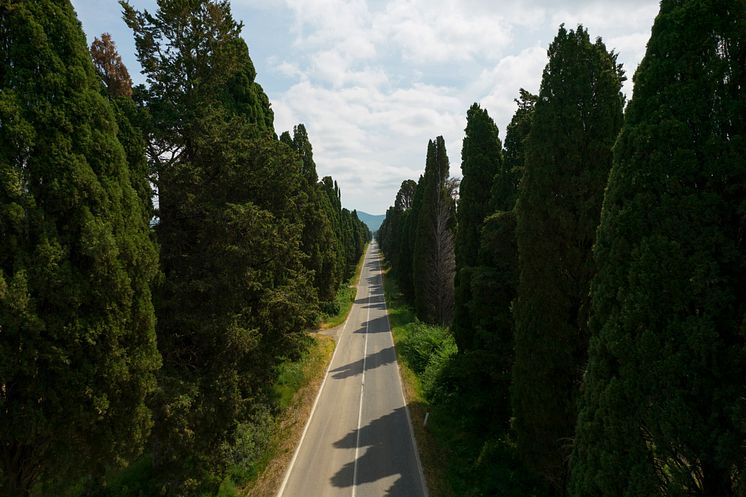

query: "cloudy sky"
left=71, top=0, right=659, bottom=214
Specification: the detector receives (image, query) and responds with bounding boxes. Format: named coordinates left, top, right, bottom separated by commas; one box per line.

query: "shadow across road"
left=330, top=407, right=421, bottom=497
left=329, top=344, right=397, bottom=380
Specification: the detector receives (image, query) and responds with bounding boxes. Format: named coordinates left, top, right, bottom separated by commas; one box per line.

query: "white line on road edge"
left=275, top=246, right=372, bottom=497
left=376, top=249, right=430, bottom=497
left=351, top=267, right=372, bottom=497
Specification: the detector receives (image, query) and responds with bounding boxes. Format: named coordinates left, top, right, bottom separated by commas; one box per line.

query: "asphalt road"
left=277, top=242, right=428, bottom=497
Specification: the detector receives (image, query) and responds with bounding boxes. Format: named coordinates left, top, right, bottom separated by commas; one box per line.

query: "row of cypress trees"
left=0, top=1, right=369, bottom=496
left=379, top=1, right=745, bottom=495
left=378, top=136, right=457, bottom=326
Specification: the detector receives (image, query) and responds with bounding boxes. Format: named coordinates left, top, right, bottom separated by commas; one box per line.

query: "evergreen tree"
left=284, top=124, right=340, bottom=305
left=0, top=2, right=160, bottom=495
left=455, top=103, right=503, bottom=270
left=571, top=2, right=746, bottom=495
left=122, top=1, right=315, bottom=492
left=511, top=25, right=624, bottom=495
left=492, top=89, right=536, bottom=212
left=398, top=175, right=424, bottom=303
left=453, top=103, right=503, bottom=351
left=378, top=179, right=417, bottom=277
left=413, top=137, right=456, bottom=325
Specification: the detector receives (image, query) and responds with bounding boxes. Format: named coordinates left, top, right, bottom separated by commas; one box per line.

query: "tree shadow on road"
left=329, top=407, right=424, bottom=497
left=329, top=343, right=397, bottom=379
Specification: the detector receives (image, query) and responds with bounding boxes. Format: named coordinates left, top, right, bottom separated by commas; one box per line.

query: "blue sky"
left=71, top=0, right=658, bottom=214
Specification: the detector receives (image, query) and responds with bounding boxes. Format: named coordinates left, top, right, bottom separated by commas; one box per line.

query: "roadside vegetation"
left=383, top=269, right=541, bottom=497
left=378, top=3, right=745, bottom=496
left=318, top=243, right=369, bottom=329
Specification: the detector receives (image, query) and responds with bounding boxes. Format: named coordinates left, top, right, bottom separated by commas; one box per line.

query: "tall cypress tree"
left=571, top=1, right=746, bottom=495
left=283, top=124, right=340, bottom=305
left=511, top=25, right=624, bottom=495
left=413, top=137, right=456, bottom=325
left=453, top=103, right=503, bottom=351
left=456, top=103, right=503, bottom=269
left=399, top=174, right=424, bottom=303
left=0, top=2, right=160, bottom=495
left=492, top=89, right=537, bottom=212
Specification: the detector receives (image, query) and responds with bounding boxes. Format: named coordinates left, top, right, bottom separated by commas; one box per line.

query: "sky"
left=71, top=0, right=659, bottom=214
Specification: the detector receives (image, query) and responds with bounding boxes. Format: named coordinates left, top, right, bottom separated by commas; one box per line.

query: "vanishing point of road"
left=277, top=242, right=428, bottom=497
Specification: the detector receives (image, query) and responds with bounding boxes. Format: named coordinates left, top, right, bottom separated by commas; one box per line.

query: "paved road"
left=277, top=242, right=427, bottom=497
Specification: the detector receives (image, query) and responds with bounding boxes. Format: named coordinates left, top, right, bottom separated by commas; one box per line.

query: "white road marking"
left=377, top=251, right=429, bottom=497
left=351, top=269, right=372, bottom=497
left=275, top=250, right=368, bottom=497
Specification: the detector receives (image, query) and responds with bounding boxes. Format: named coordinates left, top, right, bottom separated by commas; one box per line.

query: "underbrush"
left=382, top=266, right=544, bottom=497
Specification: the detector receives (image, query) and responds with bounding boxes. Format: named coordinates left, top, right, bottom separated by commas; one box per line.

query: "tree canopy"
left=511, top=24, right=624, bottom=495
left=0, top=2, right=159, bottom=495
left=571, top=1, right=746, bottom=495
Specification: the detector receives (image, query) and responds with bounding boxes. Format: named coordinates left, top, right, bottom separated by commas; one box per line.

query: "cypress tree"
left=378, top=179, right=417, bottom=277
left=122, top=1, right=315, bottom=491
left=284, top=124, right=340, bottom=305
left=511, top=25, right=624, bottom=495
left=492, top=89, right=536, bottom=212
left=0, top=1, right=159, bottom=495
left=571, top=1, right=746, bottom=495
left=453, top=103, right=503, bottom=351
left=456, top=103, right=503, bottom=269
left=413, top=137, right=456, bottom=325
left=399, top=174, right=424, bottom=303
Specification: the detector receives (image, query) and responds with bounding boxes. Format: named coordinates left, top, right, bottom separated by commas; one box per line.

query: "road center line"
left=351, top=265, right=372, bottom=497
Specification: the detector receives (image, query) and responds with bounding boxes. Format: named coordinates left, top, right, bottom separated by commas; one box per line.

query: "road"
left=277, top=242, right=428, bottom=497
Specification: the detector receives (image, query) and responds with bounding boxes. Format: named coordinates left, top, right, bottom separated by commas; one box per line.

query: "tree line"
left=0, top=1, right=369, bottom=496
left=378, top=1, right=745, bottom=496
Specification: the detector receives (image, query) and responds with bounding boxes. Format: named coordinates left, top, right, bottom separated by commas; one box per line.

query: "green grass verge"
left=225, top=333, right=336, bottom=497
left=382, top=266, right=543, bottom=497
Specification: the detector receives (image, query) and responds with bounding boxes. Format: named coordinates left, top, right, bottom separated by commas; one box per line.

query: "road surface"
left=277, top=242, right=427, bottom=497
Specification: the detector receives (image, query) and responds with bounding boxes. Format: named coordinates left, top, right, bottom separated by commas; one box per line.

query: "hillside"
left=357, top=211, right=386, bottom=233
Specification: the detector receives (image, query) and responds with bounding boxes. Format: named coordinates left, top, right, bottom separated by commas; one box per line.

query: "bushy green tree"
left=511, top=25, right=624, bottom=495
left=571, top=1, right=746, bottom=495
left=0, top=2, right=160, bottom=495
left=122, top=1, right=315, bottom=492
left=413, top=137, right=456, bottom=325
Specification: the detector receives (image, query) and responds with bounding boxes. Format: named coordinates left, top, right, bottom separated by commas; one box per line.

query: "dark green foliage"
left=511, top=25, right=624, bottom=494
left=493, top=89, right=536, bottom=212
left=378, top=179, right=417, bottom=304
left=413, top=137, right=456, bottom=325
left=453, top=103, right=503, bottom=352
left=398, top=176, right=424, bottom=302
left=455, top=103, right=503, bottom=269
left=571, top=1, right=746, bottom=495
left=318, top=177, right=370, bottom=283
left=122, top=1, right=318, bottom=493
left=284, top=124, right=341, bottom=303
left=0, top=1, right=159, bottom=495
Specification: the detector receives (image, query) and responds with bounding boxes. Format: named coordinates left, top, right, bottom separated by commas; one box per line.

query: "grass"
left=237, top=245, right=369, bottom=496
left=382, top=265, right=545, bottom=497
left=318, top=243, right=369, bottom=329
left=225, top=333, right=336, bottom=497
left=381, top=267, right=455, bottom=497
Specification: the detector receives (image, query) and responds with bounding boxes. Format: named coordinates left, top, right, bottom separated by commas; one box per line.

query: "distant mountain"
left=356, top=211, right=386, bottom=233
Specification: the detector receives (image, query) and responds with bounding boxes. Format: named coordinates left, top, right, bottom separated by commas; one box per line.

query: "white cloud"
left=72, top=0, right=658, bottom=213
left=259, top=0, right=658, bottom=212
